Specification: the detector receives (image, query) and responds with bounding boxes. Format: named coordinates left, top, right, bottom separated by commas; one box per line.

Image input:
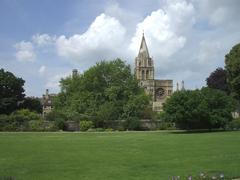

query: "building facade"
left=42, top=89, right=56, bottom=117
left=135, top=34, right=173, bottom=111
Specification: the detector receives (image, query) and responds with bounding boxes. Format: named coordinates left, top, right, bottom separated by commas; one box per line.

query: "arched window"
left=142, top=70, right=144, bottom=80
left=146, top=70, right=149, bottom=79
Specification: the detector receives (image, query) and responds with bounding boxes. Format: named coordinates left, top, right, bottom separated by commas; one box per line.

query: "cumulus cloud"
left=32, top=34, right=56, bottom=46
left=14, top=41, right=36, bottom=62
left=129, top=0, right=195, bottom=60
left=56, top=13, right=126, bottom=67
left=38, top=65, right=46, bottom=75
left=46, top=72, right=70, bottom=90
left=197, top=0, right=240, bottom=27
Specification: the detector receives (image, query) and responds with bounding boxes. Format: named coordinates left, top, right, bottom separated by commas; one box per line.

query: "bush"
left=105, top=128, right=114, bottom=132
left=163, top=88, right=237, bottom=130
left=158, top=121, right=176, bottom=130
left=227, top=118, right=240, bottom=130
left=45, top=111, right=67, bottom=130
left=79, top=120, right=93, bottom=131
left=29, top=120, right=44, bottom=131
left=0, top=109, right=42, bottom=131
left=123, top=117, right=140, bottom=130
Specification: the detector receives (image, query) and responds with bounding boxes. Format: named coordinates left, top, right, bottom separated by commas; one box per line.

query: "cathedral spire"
left=138, top=32, right=150, bottom=58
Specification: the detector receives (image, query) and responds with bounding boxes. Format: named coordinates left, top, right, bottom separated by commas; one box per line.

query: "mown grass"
left=0, top=131, right=239, bottom=179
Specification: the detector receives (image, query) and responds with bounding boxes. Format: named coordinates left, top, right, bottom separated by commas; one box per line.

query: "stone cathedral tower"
left=135, top=33, right=173, bottom=111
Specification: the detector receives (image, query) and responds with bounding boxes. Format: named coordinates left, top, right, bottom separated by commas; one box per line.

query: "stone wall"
left=63, top=119, right=161, bottom=131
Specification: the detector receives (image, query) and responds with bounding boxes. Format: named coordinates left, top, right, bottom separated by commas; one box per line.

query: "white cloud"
left=197, top=0, right=240, bottom=27
left=129, top=0, right=195, bottom=60
left=14, top=41, right=36, bottom=62
left=32, top=34, right=56, bottom=46
left=46, top=72, right=70, bottom=90
left=38, top=65, right=46, bottom=75
left=56, top=13, right=126, bottom=67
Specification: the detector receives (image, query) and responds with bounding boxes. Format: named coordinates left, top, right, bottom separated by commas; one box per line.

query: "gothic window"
left=142, top=70, right=144, bottom=80
left=146, top=70, right=149, bottom=79
left=168, top=90, right=172, bottom=95
left=139, top=61, right=141, bottom=66
left=148, top=59, right=151, bottom=66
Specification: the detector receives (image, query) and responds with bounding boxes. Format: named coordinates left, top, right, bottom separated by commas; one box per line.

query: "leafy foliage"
left=0, top=69, right=25, bottom=114
left=206, top=67, right=229, bottom=93
left=225, top=43, right=240, bottom=101
left=44, top=110, right=67, bottom=130
left=54, top=59, right=149, bottom=128
left=0, top=109, right=42, bottom=131
left=227, top=118, right=240, bottom=130
left=19, top=97, right=42, bottom=113
left=79, top=120, right=93, bottom=131
left=163, top=87, right=237, bottom=130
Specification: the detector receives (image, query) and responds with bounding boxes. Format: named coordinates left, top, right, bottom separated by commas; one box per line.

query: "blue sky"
left=1, top=0, right=240, bottom=97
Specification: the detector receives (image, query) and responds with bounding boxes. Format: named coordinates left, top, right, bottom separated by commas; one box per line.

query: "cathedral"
left=135, top=34, right=173, bottom=111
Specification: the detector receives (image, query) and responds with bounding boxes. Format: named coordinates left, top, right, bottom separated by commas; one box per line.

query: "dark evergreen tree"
left=0, top=69, right=25, bottom=114
left=206, top=67, right=229, bottom=93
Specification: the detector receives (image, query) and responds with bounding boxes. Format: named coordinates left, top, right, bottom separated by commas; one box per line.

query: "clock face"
left=156, top=88, right=165, bottom=98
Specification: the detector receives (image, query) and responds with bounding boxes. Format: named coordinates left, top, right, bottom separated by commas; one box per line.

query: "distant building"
left=135, top=33, right=173, bottom=111
left=42, top=89, right=56, bottom=117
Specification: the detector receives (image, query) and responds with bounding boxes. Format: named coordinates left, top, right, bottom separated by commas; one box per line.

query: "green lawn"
left=0, top=131, right=239, bottom=179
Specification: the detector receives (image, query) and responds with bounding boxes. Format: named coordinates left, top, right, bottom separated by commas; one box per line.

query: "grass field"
left=0, top=131, right=240, bottom=179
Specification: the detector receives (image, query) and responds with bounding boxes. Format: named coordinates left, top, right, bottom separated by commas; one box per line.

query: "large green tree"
left=163, top=87, right=237, bottom=130
left=54, top=59, right=149, bottom=128
left=225, top=43, right=240, bottom=101
left=0, top=69, right=25, bottom=114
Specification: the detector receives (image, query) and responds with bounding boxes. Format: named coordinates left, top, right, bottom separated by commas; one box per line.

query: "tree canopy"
left=0, top=68, right=25, bottom=114
left=19, top=97, right=42, bottom=114
left=225, top=43, right=240, bottom=101
left=54, top=59, right=150, bottom=127
left=206, top=67, right=229, bottom=93
left=163, top=87, right=237, bottom=130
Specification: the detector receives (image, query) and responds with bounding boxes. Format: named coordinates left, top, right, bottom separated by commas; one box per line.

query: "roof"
left=138, top=33, right=150, bottom=58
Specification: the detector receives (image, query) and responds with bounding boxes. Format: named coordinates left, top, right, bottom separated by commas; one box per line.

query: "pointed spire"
left=181, top=80, right=185, bottom=91
left=138, top=32, right=150, bottom=58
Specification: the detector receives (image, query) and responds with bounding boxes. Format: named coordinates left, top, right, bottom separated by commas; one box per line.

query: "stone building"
left=42, top=89, right=56, bottom=117
left=135, top=33, right=173, bottom=111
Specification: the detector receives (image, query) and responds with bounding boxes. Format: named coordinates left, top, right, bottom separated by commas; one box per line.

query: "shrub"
left=123, top=117, right=140, bottom=130
left=0, top=114, right=11, bottom=131
left=29, top=120, right=44, bottom=131
left=105, top=128, right=114, bottom=132
left=11, top=109, right=41, bottom=122
left=163, top=88, right=237, bottom=130
left=45, top=111, right=67, bottom=130
left=43, top=121, right=57, bottom=131
left=158, top=121, right=176, bottom=130
left=227, top=118, right=240, bottom=130
left=95, top=128, right=105, bottom=132
left=79, top=120, right=93, bottom=131
left=45, top=110, right=66, bottom=121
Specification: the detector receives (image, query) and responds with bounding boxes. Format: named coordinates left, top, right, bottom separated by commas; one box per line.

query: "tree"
left=20, top=97, right=42, bottom=113
left=0, top=69, right=25, bottom=114
left=54, top=59, right=150, bottom=128
left=225, top=43, right=240, bottom=101
left=206, top=67, right=229, bottom=93
left=163, top=87, right=237, bottom=130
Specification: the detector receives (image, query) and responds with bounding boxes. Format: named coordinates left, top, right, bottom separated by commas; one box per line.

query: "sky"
left=0, top=0, right=240, bottom=97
